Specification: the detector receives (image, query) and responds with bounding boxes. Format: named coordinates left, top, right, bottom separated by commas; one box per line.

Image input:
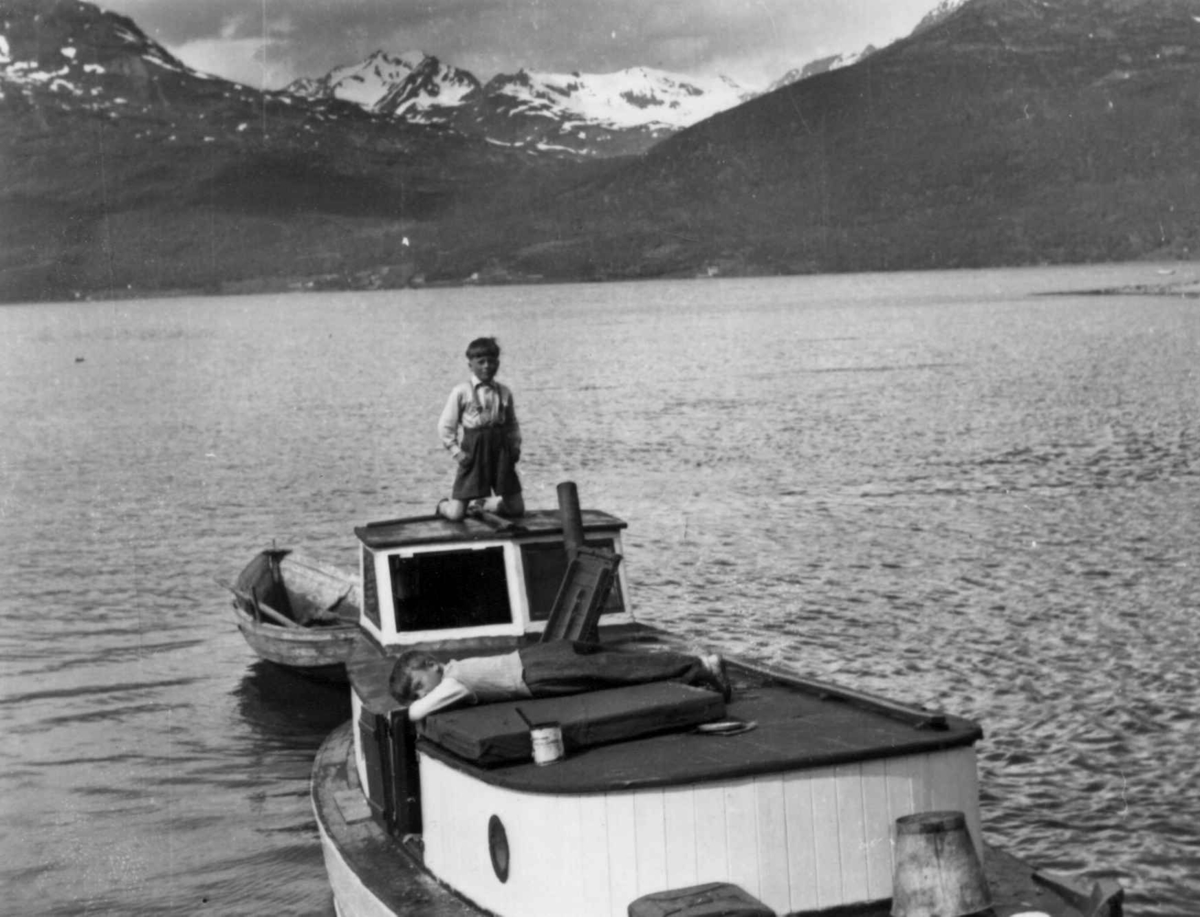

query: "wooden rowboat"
left=221, top=549, right=361, bottom=682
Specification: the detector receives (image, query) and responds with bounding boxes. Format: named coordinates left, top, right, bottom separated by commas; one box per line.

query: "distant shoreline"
left=5, top=258, right=1200, bottom=306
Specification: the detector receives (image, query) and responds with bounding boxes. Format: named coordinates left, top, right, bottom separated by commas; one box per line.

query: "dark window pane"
left=389, top=548, right=513, bottom=632
left=520, top=539, right=624, bottom=621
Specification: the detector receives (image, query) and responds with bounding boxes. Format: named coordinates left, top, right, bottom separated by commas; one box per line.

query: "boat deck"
left=349, top=621, right=983, bottom=792
left=420, top=678, right=982, bottom=793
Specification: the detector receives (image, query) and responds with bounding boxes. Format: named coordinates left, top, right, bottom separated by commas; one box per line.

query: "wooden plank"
left=859, top=758, right=894, bottom=901
left=810, top=768, right=842, bottom=909
left=418, top=754, right=449, bottom=884
left=884, top=753, right=918, bottom=830
left=929, top=747, right=983, bottom=858
left=835, top=762, right=869, bottom=903
left=511, top=790, right=566, bottom=917
left=663, top=785, right=698, bottom=889
left=958, top=748, right=984, bottom=856
left=606, top=792, right=639, bottom=913
left=724, top=780, right=759, bottom=898
left=783, top=771, right=818, bottom=914
left=754, top=775, right=791, bottom=913
left=913, top=751, right=935, bottom=813
left=692, top=780, right=729, bottom=883
left=633, top=789, right=668, bottom=897
left=578, top=795, right=612, bottom=917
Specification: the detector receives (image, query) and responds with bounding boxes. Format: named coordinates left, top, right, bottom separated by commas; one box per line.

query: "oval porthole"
left=488, top=814, right=510, bottom=883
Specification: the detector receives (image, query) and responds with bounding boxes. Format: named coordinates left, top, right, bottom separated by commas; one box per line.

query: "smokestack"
left=557, top=481, right=584, bottom=557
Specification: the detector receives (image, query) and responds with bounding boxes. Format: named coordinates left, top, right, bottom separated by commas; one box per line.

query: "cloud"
left=171, top=36, right=292, bottom=88
left=98, top=0, right=943, bottom=92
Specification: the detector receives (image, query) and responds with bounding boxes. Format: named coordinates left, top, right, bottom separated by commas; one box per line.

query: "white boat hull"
left=418, top=747, right=981, bottom=917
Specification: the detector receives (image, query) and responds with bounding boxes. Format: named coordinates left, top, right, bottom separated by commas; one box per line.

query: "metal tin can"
left=530, top=723, right=564, bottom=765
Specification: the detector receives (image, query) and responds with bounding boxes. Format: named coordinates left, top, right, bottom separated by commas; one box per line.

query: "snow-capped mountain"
left=911, top=0, right=972, bottom=35
left=0, top=0, right=395, bottom=153
left=288, top=53, right=755, bottom=156
left=456, top=67, right=755, bottom=155
left=285, top=49, right=430, bottom=108
left=768, top=45, right=878, bottom=93
left=374, top=55, right=481, bottom=119
left=765, top=0, right=970, bottom=93
left=476, top=67, right=752, bottom=132
left=0, top=0, right=211, bottom=104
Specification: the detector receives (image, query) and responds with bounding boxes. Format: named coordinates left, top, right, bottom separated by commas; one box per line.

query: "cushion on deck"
left=419, top=682, right=726, bottom=767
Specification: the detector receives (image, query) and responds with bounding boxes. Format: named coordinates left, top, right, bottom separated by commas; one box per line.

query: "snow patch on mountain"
left=765, top=0, right=970, bottom=92
left=289, top=51, right=752, bottom=136
left=912, top=0, right=972, bottom=35
left=286, top=49, right=426, bottom=108
left=768, top=45, right=877, bottom=92
left=374, top=56, right=480, bottom=118
left=487, top=67, right=751, bottom=131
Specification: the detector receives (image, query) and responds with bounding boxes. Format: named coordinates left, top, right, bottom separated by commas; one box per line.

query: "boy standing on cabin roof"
left=436, top=337, right=524, bottom=521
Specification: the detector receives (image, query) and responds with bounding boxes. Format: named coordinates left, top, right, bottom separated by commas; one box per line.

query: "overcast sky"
left=96, top=0, right=945, bottom=91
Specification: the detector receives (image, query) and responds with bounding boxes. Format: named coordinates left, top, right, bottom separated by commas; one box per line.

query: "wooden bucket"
left=891, top=810, right=991, bottom=917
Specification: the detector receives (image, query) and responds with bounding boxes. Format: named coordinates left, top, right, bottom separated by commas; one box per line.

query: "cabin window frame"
left=373, top=540, right=532, bottom=645
left=513, top=533, right=629, bottom=622
left=361, top=546, right=382, bottom=630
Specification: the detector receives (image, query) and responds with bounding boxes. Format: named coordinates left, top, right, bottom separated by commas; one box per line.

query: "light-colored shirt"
left=407, top=651, right=531, bottom=721
left=437, top=375, right=521, bottom=459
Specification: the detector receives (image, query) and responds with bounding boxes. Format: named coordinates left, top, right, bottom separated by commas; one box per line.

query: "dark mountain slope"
left=449, top=0, right=1200, bottom=280
left=0, top=0, right=589, bottom=300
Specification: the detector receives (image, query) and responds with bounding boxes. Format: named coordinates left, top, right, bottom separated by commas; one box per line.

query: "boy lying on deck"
left=390, top=641, right=731, bottom=721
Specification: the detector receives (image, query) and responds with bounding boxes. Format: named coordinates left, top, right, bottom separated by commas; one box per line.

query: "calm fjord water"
left=1, top=265, right=1197, bottom=916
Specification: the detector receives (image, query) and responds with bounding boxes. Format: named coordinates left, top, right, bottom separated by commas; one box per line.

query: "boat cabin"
left=353, top=508, right=632, bottom=649
left=346, top=501, right=644, bottom=849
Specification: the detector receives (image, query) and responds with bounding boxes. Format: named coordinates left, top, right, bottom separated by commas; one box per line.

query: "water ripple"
left=2, top=270, right=1198, bottom=914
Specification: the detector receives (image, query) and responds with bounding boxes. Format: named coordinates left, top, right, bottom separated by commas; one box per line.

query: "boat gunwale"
left=313, top=722, right=484, bottom=917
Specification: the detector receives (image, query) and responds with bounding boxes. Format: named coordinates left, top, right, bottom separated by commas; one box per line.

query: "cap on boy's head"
left=466, top=336, right=500, bottom=359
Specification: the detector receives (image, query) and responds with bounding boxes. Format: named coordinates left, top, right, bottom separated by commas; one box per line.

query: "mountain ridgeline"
left=2, top=0, right=1198, bottom=300
left=283, top=50, right=756, bottom=158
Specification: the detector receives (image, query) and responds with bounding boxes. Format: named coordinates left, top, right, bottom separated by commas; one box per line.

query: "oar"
left=214, top=578, right=301, bottom=629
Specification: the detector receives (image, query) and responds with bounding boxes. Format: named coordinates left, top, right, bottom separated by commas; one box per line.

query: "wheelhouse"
left=353, top=509, right=632, bottom=649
